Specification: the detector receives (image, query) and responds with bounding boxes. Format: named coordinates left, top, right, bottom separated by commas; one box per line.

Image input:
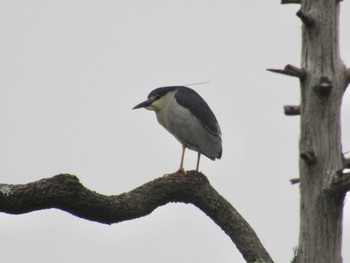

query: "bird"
left=133, top=86, right=222, bottom=174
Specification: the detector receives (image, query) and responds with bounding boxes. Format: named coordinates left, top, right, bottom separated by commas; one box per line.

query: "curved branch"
left=0, top=172, right=273, bottom=263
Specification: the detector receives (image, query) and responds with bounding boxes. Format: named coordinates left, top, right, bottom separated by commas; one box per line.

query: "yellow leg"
left=164, top=145, right=186, bottom=176
left=196, top=152, right=201, bottom=172
left=178, top=144, right=186, bottom=173
left=164, top=144, right=189, bottom=176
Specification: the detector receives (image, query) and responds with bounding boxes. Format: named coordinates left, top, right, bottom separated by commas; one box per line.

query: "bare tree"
left=0, top=1, right=349, bottom=263
left=270, top=0, right=349, bottom=262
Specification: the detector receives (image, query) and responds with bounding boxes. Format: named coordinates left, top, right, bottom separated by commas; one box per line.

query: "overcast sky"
left=1, top=1, right=350, bottom=263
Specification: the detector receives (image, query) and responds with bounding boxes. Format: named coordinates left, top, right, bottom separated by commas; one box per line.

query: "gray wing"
left=175, top=87, right=221, bottom=136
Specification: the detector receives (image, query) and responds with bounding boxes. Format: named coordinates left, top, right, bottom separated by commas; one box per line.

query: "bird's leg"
left=196, top=152, right=201, bottom=172
left=164, top=144, right=186, bottom=176
left=178, top=144, right=186, bottom=174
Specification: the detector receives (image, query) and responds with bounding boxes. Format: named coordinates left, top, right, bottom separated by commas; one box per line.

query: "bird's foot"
left=163, top=168, right=186, bottom=177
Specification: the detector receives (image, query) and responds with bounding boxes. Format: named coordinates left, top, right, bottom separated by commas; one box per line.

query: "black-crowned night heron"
left=133, top=86, right=222, bottom=174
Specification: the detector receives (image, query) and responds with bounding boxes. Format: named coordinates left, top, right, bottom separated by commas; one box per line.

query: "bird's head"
left=133, top=86, right=180, bottom=112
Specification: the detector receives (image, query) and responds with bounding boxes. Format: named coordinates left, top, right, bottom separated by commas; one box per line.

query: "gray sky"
left=1, top=1, right=350, bottom=262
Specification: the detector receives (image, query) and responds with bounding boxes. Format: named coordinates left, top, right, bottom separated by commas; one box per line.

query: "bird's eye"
left=154, top=95, right=161, bottom=100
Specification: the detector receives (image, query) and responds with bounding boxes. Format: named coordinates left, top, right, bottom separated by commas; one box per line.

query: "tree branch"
left=296, top=9, right=315, bottom=27
left=344, top=158, right=350, bottom=169
left=290, top=178, right=300, bottom=184
left=281, top=0, right=301, bottom=4
left=284, top=105, right=301, bottom=116
left=326, top=171, right=350, bottom=193
left=346, top=68, right=350, bottom=87
left=0, top=172, right=273, bottom=263
left=267, top=64, right=306, bottom=79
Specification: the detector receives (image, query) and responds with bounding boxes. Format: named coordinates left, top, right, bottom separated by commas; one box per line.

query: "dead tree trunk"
left=297, top=1, right=349, bottom=262
left=271, top=0, right=350, bottom=262
left=297, top=2, right=347, bottom=263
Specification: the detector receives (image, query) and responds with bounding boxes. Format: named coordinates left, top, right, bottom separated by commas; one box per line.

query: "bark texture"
left=0, top=172, right=273, bottom=263
left=296, top=0, right=349, bottom=262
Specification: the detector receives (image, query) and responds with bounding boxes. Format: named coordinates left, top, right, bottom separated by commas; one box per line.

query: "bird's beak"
left=132, top=99, right=153, bottom=110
